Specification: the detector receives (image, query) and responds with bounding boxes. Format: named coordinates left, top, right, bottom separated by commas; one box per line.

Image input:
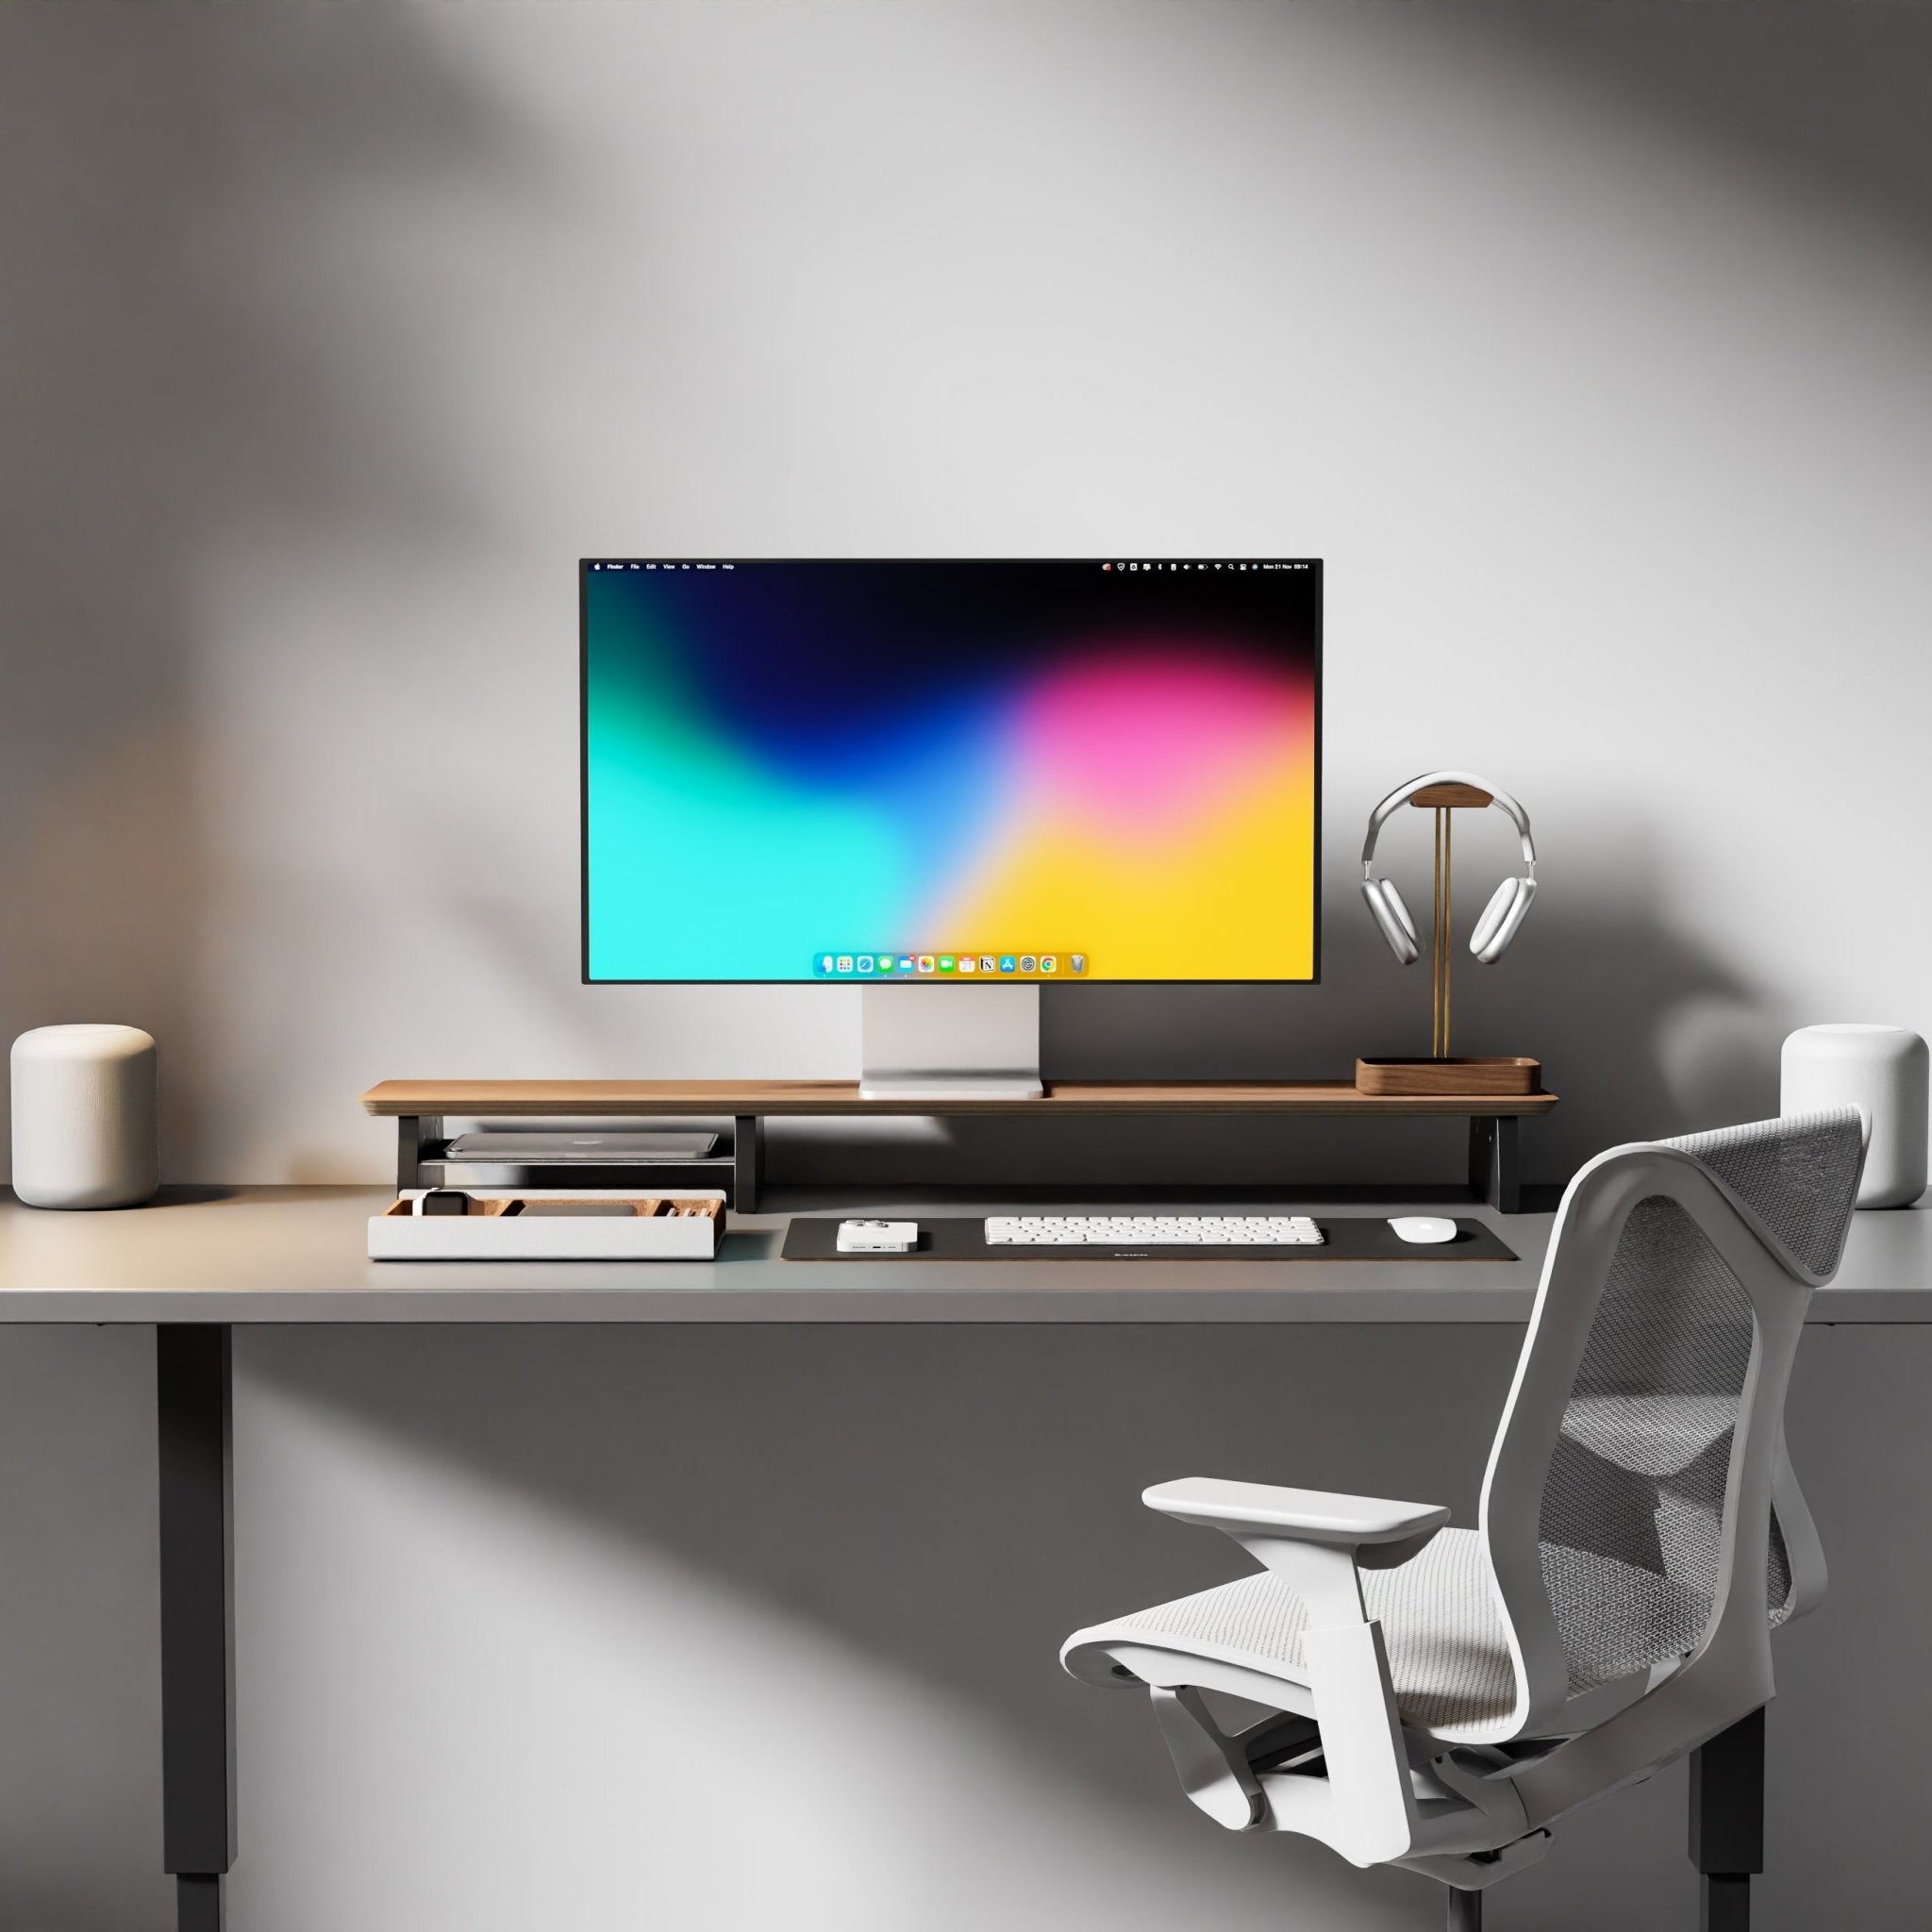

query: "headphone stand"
left=1356, top=781, right=1542, bottom=1100
left=1412, top=779, right=1491, bottom=1058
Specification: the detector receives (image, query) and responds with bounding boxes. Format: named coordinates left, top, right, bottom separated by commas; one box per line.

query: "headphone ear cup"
left=1470, top=876, right=1535, bottom=962
left=1469, top=879, right=1518, bottom=958
left=1362, top=878, right=1420, bottom=964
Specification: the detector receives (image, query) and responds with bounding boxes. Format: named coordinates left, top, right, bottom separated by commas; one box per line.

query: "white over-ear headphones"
left=1360, top=771, right=1537, bottom=966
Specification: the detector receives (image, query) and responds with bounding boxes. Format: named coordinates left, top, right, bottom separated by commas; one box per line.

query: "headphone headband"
left=1360, top=770, right=1536, bottom=878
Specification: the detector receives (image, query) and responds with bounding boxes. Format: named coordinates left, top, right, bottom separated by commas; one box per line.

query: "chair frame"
left=1062, top=1114, right=1863, bottom=1924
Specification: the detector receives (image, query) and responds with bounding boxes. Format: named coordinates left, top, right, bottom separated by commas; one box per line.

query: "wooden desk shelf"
left=361, top=1080, right=1558, bottom=1213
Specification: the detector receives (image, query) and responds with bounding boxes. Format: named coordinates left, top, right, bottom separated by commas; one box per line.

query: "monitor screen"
left=581, top=559, right=1321, bottom=984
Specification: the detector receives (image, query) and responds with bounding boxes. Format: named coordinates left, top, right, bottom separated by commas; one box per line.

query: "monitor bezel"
left=579, top=558, right=1323, bottom=988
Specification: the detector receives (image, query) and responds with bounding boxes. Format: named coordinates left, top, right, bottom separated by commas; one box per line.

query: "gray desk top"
left=3, top=1187, right=1928, bottom=1324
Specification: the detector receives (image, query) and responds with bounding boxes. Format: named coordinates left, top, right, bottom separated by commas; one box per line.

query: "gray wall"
left=3, top=4, right=1930, bottom=1927
left=5, top=0, right=1932, bottom=1186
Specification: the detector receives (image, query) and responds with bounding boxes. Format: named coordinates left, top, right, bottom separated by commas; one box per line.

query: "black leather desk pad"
left=781, top=1216, right=1518, bottom=1263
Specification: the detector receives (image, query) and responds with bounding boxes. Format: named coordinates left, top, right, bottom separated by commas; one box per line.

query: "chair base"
left=1429, top=1706, right=1766, bottom=1928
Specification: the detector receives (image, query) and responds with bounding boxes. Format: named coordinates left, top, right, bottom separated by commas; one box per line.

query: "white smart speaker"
left=1780, top=1023, right=1927, bottom=1209
left=9, top=1024, right=160, bottom=1209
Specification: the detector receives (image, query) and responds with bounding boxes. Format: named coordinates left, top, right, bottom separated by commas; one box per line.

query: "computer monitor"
left=582, top=558, right=1322, bottom=1094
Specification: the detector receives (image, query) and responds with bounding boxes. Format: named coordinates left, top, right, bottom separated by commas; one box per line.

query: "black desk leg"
left=158, top=1325, right=236, bottom=1931
left=1690, top=1707, right=1764, bottom=1932
left=734, top=1114, right=764, bottom=1213
left=1468, top=1116, right=1521, bottom=1213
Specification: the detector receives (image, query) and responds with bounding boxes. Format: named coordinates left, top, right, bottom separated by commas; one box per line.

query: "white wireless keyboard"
left=984, top=1214, right=1324, bottom=1247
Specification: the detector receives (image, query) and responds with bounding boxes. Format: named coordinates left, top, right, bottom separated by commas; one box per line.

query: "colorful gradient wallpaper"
left=582, top=560, right=1320, bottom=982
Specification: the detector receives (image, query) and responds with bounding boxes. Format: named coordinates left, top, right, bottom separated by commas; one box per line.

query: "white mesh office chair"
left=1062, top=1109, right=1865, bottom=1930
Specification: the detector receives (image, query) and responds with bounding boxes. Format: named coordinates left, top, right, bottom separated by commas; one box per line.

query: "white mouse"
left=1390, top=1215, right=1457, bottom=1245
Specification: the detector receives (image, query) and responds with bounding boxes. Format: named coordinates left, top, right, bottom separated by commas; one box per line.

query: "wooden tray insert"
left=379, top=1197, right=724, bottom=1222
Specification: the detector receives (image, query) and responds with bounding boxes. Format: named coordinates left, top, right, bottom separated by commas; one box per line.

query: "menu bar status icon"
left=1105, top=560, right=1276, bottom=575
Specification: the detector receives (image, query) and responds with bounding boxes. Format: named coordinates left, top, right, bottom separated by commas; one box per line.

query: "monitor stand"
left=859, top=983, right=1043, bottom=1100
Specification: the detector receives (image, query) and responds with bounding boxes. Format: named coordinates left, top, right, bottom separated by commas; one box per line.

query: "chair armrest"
left=1144, top=1478, right=1450, bottom=1577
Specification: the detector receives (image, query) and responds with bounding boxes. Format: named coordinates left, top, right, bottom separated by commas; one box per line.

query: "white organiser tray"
left=369, top=1190, right=725, bottom=1261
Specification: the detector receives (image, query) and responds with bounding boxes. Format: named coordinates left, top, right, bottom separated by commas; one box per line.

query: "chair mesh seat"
left=1114, top=1528, right=1517, bottom=1737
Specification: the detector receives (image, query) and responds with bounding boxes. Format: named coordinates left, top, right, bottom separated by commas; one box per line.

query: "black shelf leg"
left=733, top=1114, right=764, bottom=1212
left=396, top=1114, right=422, bottom=1191
left=396, top=1114, right=446, bottom=1192
left=1690, top=1707, right=1764, bottom=1932
left=1468, top=1115, right=1521, bottom=1213
left=158, top=1325, right=236, bottom=1931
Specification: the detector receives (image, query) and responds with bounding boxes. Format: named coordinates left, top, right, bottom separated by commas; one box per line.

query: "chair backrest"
left=1476, top=1108, right=1865, bottom=1740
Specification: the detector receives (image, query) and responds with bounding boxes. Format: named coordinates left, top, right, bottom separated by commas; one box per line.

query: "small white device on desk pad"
left=837, top=1219, right=920, bottom=1254
left=1389, top=1214, right=1457, bottom=1244
left=986, top=1214, right=1323, bottom=1247
left=369, top=1191, right=724, bottom=1260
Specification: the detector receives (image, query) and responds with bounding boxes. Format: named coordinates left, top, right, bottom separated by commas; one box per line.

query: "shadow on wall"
left=1442, top=0, right=1932, bottom=263
left=245, top=1321, right=1519, bottom=1927
left=0, top=7, right=513, bottom=1173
